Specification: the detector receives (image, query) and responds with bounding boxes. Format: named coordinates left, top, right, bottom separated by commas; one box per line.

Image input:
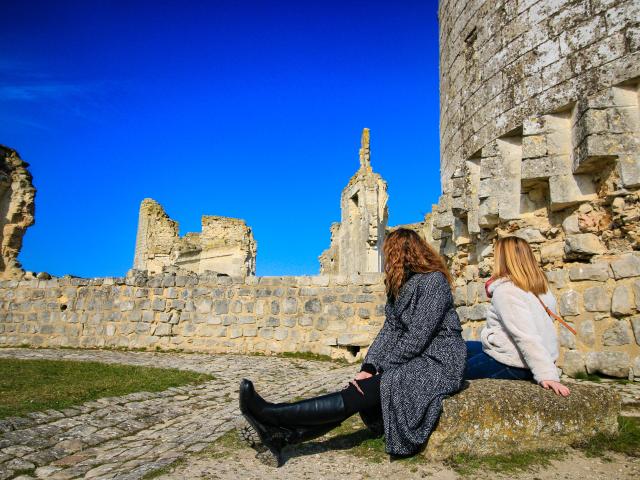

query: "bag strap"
left=536, top=296, right=577, bottom=335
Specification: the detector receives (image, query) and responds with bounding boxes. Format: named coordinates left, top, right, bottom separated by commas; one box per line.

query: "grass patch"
left=0, top=358, right=214, bottom=419
left=249, top=350, right=349, bottom=365
left=141, top=459, right=186, bottom=479
left=579, top=416, right=640, bottom=458
left=447, top=449, right=564, bottom=476
left=572, top=371, right=602, bottom=382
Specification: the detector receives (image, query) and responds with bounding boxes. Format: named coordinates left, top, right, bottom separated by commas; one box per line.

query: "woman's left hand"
left=540, top=380, right=570, bottom=397
left=349, top=371, right=373, bottom=395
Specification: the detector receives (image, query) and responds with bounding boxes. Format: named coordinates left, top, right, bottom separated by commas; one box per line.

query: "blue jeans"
left=464, top=341, right=534, bottom=381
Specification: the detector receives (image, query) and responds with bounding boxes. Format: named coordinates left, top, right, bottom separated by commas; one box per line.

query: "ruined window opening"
left=346, top=345, right=360, bottom=357
left=348, top=192, right=360, bottom=223
left=464, top=27, right=477, bottom=47
left=60, top=304, right=67, bottom=311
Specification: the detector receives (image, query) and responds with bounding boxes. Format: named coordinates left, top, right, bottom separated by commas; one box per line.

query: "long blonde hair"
left=493, top=236, right=549, bottom=295
left=383, top=228, right=452, bottom=300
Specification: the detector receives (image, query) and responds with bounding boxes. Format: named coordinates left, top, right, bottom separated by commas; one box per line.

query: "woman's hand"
left=540, top=380, right=570, bottom=397
left=354, top=371, right=373, bottom=381
left=347, top=371, right=373, bottom=396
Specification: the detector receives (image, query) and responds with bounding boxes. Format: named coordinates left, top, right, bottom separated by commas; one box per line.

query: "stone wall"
left=0, top=272, right=385, bottom=361
left=432, top=0, right=640, bottom=378
left=438, top=0, right=640, bottom=186
left=133, top=198, right=257, bottom=278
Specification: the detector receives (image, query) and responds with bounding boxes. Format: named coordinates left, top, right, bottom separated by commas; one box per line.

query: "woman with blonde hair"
left=238, top=228, right=466, bottom=466
left=465, top=236, right=570, bottom=397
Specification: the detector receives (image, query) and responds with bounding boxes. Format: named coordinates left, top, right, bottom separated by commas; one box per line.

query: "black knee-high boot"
left=238, top=379, right=349, bottom=466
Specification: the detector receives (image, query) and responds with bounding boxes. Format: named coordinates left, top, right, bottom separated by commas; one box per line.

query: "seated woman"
left=465, top=236, right=571, bottom=397
left=238, top=228, right=466, bottom=466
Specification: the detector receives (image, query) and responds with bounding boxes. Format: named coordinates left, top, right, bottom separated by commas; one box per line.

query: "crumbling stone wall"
left=439, top=0, right=640, bottom=186
left=133, top=198, right=256, bottom=278
left=320, top=129, right=389, bottom=274
left=431, top=0, right=640, bottom=378
left=0, top=146, right=36, bottom=279
left=0, top=273, right=384, bottom=361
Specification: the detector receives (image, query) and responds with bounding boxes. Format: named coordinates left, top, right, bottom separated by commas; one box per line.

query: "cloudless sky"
left=1, top=0, right=441, bottom=277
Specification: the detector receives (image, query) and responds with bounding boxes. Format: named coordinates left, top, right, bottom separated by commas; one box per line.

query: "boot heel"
left=238, top=421, right=266, bottom=452
left=255, top=447, right=281, bottom=467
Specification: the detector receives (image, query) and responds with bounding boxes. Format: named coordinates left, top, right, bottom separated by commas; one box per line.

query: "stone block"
left=586, top=351, right=630, bottom=378
left=568, top=263, right=610, bottom=281
left=610, top=254, right=640, bottom=279
left=270, top=300, right=280, bottom=315
left=243, top=326, right=257, bottom=337
left=283, top=297, right=298, bottom=314
left=214, top=300, right=229, bottom=314
left=298, top=316, right=313, bottom=327
left=467, top=303, right=489, bottom=321
left=611, top=285, right=634, bottom=317
left=549, top=174, right=597, bottom=210
left=631, top=316, right=640, bottom=346
left=564, top=234, right=605, bottom=258
left=583, top=286, right=610, bottom=312
left=602, top=320, right=632, bottom=346
left=561, top=350, right=586, bottom=376
left=453, top=286, right=467, bottom=307
left=153, top=323, right=171, bottom=336
left=514, top=228, right=546, bottom=243
left=578, top=319, right=596, bottom=347
left=337, top=333, right=370, bottom=347
left=561, top=214, right=580, bottom=234
left=151, top=298, right=166, bottom=311
left=540, top=242, right=565, bottom=264
left=558, top=322, right=576, bottom=349
left=274, top=327, right=289, bottom=341
left=420, top=379, right=619, bottom=460
left=304, top=299, right=321, bottom=314
left=281, top=317, right=296, bottom=328
left=195, top=298, right=212, bottom=314
left=558, top=290, right=580, bottom=316
left=545, top=269, right=568, bottom=288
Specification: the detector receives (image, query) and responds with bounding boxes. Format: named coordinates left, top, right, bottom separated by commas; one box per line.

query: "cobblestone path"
left=0, top=349, right=355, bottom=480
left=1, top=349, right=639, bottom=480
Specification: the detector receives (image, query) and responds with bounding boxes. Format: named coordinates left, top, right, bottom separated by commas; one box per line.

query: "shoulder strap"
left=536, top=296, right=577, bottom=335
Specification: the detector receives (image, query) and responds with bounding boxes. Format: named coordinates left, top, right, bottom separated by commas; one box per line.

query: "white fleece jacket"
left=481, top=278, right=560, bottom=383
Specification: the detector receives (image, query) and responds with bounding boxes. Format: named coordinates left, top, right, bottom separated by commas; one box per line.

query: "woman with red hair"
left=238, top=228, right=466, bottom=466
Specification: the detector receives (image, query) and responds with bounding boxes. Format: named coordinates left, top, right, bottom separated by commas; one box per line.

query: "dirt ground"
left=156, top=419, right=640, bottom=480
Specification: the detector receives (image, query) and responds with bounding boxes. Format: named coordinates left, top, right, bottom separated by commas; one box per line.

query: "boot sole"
left=240, top=413, right=282, bottom=467
left=239, top=380, right=283, bottom=467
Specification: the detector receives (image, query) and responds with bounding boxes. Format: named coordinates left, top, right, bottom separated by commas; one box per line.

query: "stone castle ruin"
left=0, top=0, right=639, bottom=379
left=0, top=146, right=35, bottom=280
left=319, top=128, right=389, bottom=275
left=428, top=0, right=640, bottom=377
left=133, top=198, right=257, bottom=278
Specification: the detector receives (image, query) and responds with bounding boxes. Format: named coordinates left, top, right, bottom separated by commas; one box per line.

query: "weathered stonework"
left=423, top=379, right=620, bottom=459
left=133, top=198, right=256, bottom=278
left=0, top=272, right=385, bottom=362
left=431, top=0, right=640, bottom=378
left=319, top=129, right=389, bottom=275
left=0, top=146, right=36, bottom=279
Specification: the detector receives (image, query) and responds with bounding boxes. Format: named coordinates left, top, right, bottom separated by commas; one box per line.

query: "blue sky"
left=1, top=0, right=441, bottom=277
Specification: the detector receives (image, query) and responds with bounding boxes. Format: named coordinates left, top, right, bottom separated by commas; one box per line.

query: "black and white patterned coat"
left=360, top=271, right=466, bottom=456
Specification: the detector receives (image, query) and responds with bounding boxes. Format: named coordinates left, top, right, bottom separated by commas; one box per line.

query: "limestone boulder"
left=421, top=379, right=620, bottom=460
left=0, top=146, right=36, bottom=279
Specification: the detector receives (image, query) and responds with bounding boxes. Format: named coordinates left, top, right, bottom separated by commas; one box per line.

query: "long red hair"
left=383, top=228, right=452, bottom=300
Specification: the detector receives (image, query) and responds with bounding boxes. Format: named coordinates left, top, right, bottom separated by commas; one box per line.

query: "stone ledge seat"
left=421, top=379, right=620, bottom=459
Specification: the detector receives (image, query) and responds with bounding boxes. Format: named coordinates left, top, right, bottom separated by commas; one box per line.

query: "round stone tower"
left=432, top=0, right=640, bottom=379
